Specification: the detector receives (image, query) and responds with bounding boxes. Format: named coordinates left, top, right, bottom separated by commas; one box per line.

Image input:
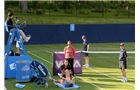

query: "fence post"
left=76, top=1, right=78, bottom=17
left=128, top=2, right=130, bottom=18
left=48, top=0, right=50, bottom=16
left=102, top=1, right=104, bottom=18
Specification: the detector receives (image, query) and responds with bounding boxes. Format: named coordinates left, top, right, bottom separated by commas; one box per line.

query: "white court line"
left=82, top=51, right=135, bottom=54
left=87, top=68, right=135, bottom=87
left=76, top=76, right=104, bottom=90
left=44, top=50, right=135, bottom=87
left=29, top=50, right=135, bottom=87
left=45, top=50, right=53, bottom=54
left=29, top=50, right=135, bottom=54
left=54, top=51, right=135, bottom=54
left=27, top=51, right=104, bottom=90
left=27, top=51, right=52, bottom=65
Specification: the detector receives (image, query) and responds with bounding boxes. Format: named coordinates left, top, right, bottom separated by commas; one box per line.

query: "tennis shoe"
left=124, top=78, right=128, bottom=82
left=58, top=73, right=62, bottom=78
left=85, top=64, right=90, bottom=68
left=83, top=64, right=87, bottom=67
left=121, top=78, right=127, bottom=82
left=25, top=35, right=31, bottom=42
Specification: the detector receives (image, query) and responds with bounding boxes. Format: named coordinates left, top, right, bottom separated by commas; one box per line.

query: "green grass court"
left=5, top=42, right=135, bottom=90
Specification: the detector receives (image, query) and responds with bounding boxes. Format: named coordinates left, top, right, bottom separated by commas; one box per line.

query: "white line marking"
left=28, top=51, right=104, bottom=90
left=45, top=50, right=135, bottom=87
left=87, top=68, right=135, bottom=87
left=45, top=50, right=53, bottom=54
left=76, top=76, right=104, bottom=90
left=27, top=51, right=52, bottom=65
left=55, top=51, right=135, bottom=54
left=29, top=50, right=135, bottom=54
left=82, top=51, right=135, bottom=54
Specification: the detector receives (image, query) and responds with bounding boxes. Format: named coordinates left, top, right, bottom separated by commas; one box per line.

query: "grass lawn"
left=4, top=8, right=135, bottom=24
left=5, top=42, right=135, bottom=90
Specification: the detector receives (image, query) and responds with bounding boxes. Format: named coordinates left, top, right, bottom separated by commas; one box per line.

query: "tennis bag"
left=30, top=60, right=48, bottom=84
left=9, top=50, right=20, bottom=56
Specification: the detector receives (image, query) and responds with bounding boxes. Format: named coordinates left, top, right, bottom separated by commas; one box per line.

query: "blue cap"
left=82, top=35, right=86, bottom=39
left=120, top=43, right=125, bottom=46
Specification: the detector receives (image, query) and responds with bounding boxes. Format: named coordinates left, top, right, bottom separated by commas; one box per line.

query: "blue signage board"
left=70, top=24, right=75, bottom=31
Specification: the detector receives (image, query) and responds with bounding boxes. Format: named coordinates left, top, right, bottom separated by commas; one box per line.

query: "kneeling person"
left=54, top=69, right=75, bottom=87
left=58, top=59, right=73, bottom=78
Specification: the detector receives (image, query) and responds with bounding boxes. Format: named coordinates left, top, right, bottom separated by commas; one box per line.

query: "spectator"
left=125, top=2, right=129, bottom=11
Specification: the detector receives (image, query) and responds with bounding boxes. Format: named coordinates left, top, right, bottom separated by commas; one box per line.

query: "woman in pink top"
left=64, top=40, right=75, bottom=76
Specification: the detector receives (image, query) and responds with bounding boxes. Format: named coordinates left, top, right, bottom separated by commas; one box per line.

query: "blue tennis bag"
left=30, top=60, right=48, bottom=84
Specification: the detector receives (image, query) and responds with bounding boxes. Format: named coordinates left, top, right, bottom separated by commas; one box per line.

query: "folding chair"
left=31, top=60, right=48, bottom=90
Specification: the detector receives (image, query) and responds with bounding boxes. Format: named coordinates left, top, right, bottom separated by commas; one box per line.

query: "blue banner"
left=4, top=24, right=135, bottom=44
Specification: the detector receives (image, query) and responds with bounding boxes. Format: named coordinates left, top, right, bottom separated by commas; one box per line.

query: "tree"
left=20, top=0, right=28, bottom=13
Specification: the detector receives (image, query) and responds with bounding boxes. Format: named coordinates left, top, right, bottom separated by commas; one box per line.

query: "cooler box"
left=16, top=60, right=31, bottom=82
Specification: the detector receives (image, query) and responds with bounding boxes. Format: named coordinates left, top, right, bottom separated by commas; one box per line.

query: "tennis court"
left=5, top=42, right=135, bottom=90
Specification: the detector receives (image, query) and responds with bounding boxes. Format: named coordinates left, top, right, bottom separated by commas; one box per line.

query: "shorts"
left=84, top=53, right=88, bottom=57
left=62, top=74, right=66, bottom=78
left=119, top=60, right=127, bottom=69
left=63, top=80, right=74, bottom=87
left=62, top=74, right=73, bottom=78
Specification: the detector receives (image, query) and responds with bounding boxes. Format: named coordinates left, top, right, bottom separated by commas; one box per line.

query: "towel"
left=54, top=82, right=81, bottom=89
left=15, top=83, right=25, bottom=90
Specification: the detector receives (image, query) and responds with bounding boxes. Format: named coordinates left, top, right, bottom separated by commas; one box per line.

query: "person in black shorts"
left=82, top=35, right=90, bottom=68
left=119, top=43, right=128, bottom=82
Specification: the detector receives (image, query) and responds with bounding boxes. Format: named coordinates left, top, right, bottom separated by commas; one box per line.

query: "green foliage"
left=5, top=1, right=19, bottom=7
left=4, top=1, right=135, bottom=24
left=36, top=9, right=44, bottom=14
left=54, top=8, right=59, bottom=12
left=79, top=10, right=90, bottom=15
left=28, top=1, right=38, bottom=9
left=14, top=8, right=20, bottom=13
left=5, top=1, right=135, bottom=12
left=64, top=10, right=73, bottom=14
left=6, top=8, right=13, bottom=13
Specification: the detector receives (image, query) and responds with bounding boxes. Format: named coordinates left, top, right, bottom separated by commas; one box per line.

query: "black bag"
left=9, top=50, right=15, bottom=56
left=9, top=50, right=20, bottom=56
